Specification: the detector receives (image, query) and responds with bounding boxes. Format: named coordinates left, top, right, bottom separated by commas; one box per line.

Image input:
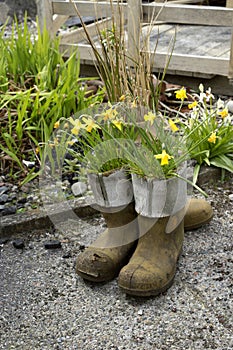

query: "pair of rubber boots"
left=76, top=198, right=213, bottom=297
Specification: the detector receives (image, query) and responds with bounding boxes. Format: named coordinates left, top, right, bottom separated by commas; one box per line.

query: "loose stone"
left=0, top=194, right=9, bottom=204
left=44, top=240, right=62, bottom=249
left=9, top=192, right=17, bottom=200
left=2, top=206, right=17, bottom=216
left=71, top=181, right=87, bottom=197
left=12, top=239, right=25, bottom=249
left=0, top=186, right=9, bottom=195
left=62, top=251, right=72, bottom=259
left=226, top=100, right=233, bottom=113
left=18, top=196, right=27, bottom=204
left=0, top=237, right=8, bottom=245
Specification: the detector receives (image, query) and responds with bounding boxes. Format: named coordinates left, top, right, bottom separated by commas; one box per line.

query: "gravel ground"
left=0, top=175, right=232, bottom=350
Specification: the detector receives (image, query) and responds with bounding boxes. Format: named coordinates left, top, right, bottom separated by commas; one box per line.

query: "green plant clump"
left=182, top=85, right=233, bottom=183
left=0, top=16, right=105, bottom=184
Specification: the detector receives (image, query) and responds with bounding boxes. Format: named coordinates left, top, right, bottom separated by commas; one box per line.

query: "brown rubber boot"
left=76, top=203, right=138, bottom=282
left=118, top=214, right=184, bottom=297
left=184, top=198, right=213, bottom=231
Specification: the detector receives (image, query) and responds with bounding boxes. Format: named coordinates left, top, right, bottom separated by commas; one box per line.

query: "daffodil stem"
left=159, top=101, right=187, bottom=120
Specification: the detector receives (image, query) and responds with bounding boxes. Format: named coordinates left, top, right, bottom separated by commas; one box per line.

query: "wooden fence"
left=37, top=0, right=233, bottom=82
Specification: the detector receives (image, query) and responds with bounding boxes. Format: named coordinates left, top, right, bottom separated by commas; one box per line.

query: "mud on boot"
left=76, top=203, right=138, bottom=282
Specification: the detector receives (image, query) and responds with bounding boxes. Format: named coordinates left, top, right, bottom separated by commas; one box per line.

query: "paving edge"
left=0, top=199, right=98, bottom=237
left=0, top=166, right=226, bottom=237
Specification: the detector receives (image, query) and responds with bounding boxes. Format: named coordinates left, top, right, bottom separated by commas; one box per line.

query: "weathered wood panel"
left=60, top=17, right=112, bottom=45
left=52, top=1, right=127, bottom=18
left=127, top=0, right=141, bottom=61
left=143, top=3, right=233, bottom=27
left=37, top=0, right=68, bottom=37
left=37, top=0, right=53, bottom=34
left=43, top=1, right=233, bottom=80
left=229, top=31, right=233, bottom=79
left=147, top=24, right=232, bottom=58
left=226, top=0, right=233, bottom=7
left=151, top=52, right=229, bottom=76
left=59, top=42, right=230, bottom=76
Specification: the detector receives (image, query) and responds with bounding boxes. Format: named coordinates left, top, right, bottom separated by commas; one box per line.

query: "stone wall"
left=0, top=0, right=37, bottom=24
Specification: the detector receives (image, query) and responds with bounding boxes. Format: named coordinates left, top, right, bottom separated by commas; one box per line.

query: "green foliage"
left=0, top=16, right=105, bottom=183
left=54, top=103, right=140, bottom=175
left=182, top=86, right=233, bottom=183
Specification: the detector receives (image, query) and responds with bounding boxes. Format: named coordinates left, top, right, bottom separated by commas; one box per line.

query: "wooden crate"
left=37, top=1, right=233, bottom=82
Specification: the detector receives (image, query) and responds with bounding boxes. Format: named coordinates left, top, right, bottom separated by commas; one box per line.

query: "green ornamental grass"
left=0, top=16, right=105, bottom=183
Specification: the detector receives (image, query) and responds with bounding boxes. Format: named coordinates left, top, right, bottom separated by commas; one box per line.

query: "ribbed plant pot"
left=88, top=169, right=134, bottom=208
left=132, top=166, right=187, bottom=218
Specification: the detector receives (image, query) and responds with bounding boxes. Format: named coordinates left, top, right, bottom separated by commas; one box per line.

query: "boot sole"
left=76, top=242, right=138, bottom=283
left=184, top=212, right=214, bottom=231
left=76, top=268, right=118, bottom=283
left=118, top=275, right=175, bottom=297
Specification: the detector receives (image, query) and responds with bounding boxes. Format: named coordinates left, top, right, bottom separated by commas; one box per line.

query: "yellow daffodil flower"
left=131, top=100, right=137, bottom=108
left=144, top=111, right=156, bottom=125
left=218, top=108, right=228, bottom=119
left=175, top=87, right=187, bottom=101
left=102, top=108, right=118, bottom=121
left=67, top=140, right=75, bottom=146
left=82, top=117, right=100, bottom=133
left=49, top=137, right=59, bottom=148
left=188, top=101, right=198, bottom=109
left=208, top=132, right=217, bottom=144
left=71, top=119, right=83, bottom=136
left=155, top=150, right=174, bottom=166
left=168, top=119, right=179, bottom=132
left=54, top=121, right=60, bottom=129
left=112, top=119, right=123, bottom=131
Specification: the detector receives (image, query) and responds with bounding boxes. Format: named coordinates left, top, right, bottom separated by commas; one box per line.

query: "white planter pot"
left=132, top=165, right=187, bottom=218
left=88, top=169, right=134, bottom=208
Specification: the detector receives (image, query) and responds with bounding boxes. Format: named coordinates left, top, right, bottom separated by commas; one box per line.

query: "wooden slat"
left=229, top=31, right=233, bottom=79
left=150, top=51, right=229, bottom=76
left=52, top=1, right=127, bottom=18
left=37, top=1, right=68, bottom=37
left=226, top=0, right=233, bottom=8
left=204, top=43, right=231, bottom=58
left=60, top=43, right=97, bottom=63
left=127, top=0, right=141, bottom=61
left=37, top=0, right=53, bottom=34
left=143, top=3, right=233, bottom=27
left=166, top=25, right=230, bottom=57
left=60, top=17, right=112, bottom=45
left=145, top=24, right=231, bottom=59
left=53, top=15, right=70, bottom=33
left=59, top=43, right=229, bottom=76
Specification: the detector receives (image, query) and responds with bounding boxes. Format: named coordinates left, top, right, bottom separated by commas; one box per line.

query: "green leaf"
left=192, top=163, right=200, bottom=185
left=204, top=157, right=210, bottom=166
left=210, top=155, right=233, bottom=173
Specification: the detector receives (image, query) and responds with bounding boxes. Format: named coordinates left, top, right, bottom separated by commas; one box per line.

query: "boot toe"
left=118, top=263, right=175, bottom=297
left=76, top=249, right=117, bottom=282
left=184, top=198, right=214, bottom=230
